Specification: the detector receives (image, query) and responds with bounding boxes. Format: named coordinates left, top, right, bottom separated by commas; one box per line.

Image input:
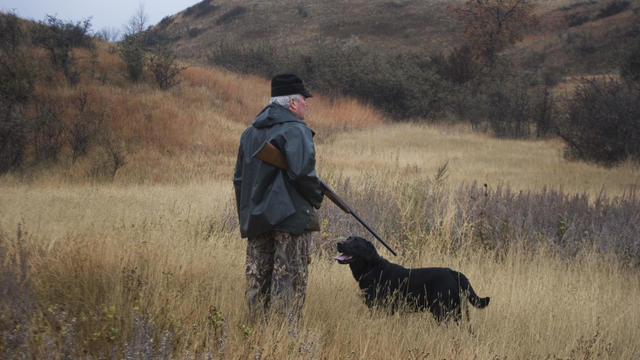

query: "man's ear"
left=289, top=97, right=298, bottom=110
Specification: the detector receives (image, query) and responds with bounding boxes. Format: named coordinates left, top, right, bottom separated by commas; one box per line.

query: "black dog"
left=335, top=236, right=490, bottom=321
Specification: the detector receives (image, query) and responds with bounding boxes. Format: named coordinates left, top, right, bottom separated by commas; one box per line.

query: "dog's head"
left=335, top=236, right=380, bottom=265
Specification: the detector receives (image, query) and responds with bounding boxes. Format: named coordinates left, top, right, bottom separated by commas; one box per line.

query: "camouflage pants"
left=245, top=230, right=312, bottom=323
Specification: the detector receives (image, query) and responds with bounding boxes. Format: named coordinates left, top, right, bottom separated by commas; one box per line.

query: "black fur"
left=335, top=236, right=490, bottom=321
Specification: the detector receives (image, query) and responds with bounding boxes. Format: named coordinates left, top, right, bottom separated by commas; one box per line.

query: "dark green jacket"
left=234, top=103, right=324, bottom=238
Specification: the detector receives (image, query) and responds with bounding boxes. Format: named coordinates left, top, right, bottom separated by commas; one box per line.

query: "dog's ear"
left=360, top=238, right=380, bottom=261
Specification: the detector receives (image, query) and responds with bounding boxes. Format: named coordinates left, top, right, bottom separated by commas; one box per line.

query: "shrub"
left=187, top=27, right=203, bottom=38
left=119, top=33, right=147, bottom=82
left=534, top=87, right=555, bottom=138
left=565, top=13, right=590, bottom=27
left=448, top=67, right=556, bottom=139
left=31, top=98, right=65, bottom=163
left=147, top=46, right=187, bottom=89
left=208, top=38, right=450, bottom=119
left=0, top=12, right=34, bottom=173
left=620, top=42, right=640, bottom=84
left=157, top=16, right=174, bottom=29
left=557, top=78, right=640, bottom=165
left=569, top=32, right=597, bottom=55
left=486, top=78, right=532, bottom=138
left=432, top=45, right=479, bottom=85
left=595, top=0, right=630, bottom=20
left=68, top=91, right=104, bottom=162
left=31, top=15, right=94, bottom=84
left=184, top=0, right=220, bottom=18
left=216, top=6, right=247, bottom=25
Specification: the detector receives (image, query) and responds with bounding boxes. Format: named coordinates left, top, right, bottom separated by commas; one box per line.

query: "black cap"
left=271, top=74, right=312, bottom=98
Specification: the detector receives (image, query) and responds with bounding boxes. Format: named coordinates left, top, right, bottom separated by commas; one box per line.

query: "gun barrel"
left=254, top=141, right=397, bottom=256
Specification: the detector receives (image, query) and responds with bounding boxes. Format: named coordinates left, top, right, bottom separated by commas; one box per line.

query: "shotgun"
left=254, top=141, right=397, bottom=256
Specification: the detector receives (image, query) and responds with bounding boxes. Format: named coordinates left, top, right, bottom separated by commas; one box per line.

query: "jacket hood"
left=252, top=103, right=300, bottom=129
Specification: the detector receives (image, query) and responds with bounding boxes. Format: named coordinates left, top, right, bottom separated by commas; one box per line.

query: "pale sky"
left=1, top=0, right=201, bottom=37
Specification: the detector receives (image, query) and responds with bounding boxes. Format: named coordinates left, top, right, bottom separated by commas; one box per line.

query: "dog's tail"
left=459, top=273, right=490, bottom=309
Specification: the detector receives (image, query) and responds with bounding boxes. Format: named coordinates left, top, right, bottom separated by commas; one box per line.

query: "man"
left=233, top=74, right=324, bottom=324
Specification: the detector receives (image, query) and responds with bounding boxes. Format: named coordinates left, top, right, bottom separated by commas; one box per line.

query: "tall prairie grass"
left=1, top=175, right=639, bottom=358
left=2, top=35, right=640, bottom=358
left=319, top=123, right=640, bottom=196
left=2, top=121, right=640, bottom=358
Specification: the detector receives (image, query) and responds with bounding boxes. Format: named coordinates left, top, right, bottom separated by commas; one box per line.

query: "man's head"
left=270, top=74, right=312, bottom=120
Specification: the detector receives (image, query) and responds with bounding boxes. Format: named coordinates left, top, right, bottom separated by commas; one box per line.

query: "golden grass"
left=319, top=123, right=640, bottom=197
left=3, top=34, right=640, bottom=358
left=1, top=178, right=639, bottom=358
left=2, top=121, right=639, bottom=358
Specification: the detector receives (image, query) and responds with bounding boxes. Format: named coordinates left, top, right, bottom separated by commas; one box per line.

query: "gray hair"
left=269, top=94, right=302, bottom=109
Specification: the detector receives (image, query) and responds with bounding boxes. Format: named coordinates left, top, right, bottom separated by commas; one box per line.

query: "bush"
left=620, top=42, right=640, bottom=84
left=447, top=67, right=556, bottom=138
left=31, top=98, right=65, bottom=163
left=0, top=13, right=34, bottom=173
left=557, top=78, right=640, bottom=166
left=31, top=15, right=94, bottom=84
left=119, top=33, right=147, bottom=82
left=209, top=37, right=450, bottom=119
left=147, top=46, right=187, bottom=89
left=216, top=6, right=247, bottom=25
left=68, top=91, right=104, bottom=162
left=184, top=0, right=220, bottom=18
left=595, top=0, right=630, bottom=20
left=565, top=13, right=590, bottom=27
left=432, top=45, right=479, bottom=85
left=486, top=79, right=532, bottom=138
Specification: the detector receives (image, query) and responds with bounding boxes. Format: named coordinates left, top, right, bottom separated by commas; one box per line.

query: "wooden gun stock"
left=254, top=141, right=397, bottom=256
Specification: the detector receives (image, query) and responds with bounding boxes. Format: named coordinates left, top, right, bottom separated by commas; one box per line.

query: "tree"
left=452, top=0, right=539, bottom=65
left=31, top=15, right=93, bottom=84
left=557, top=79, right=640, bottom=166
left=119, top=3, right=149, bottom=82
left=147, top=46, right=187, bottom=89
left=124, top=3, right=148, bottom=37
left=0, top=12, right=34, bottom=173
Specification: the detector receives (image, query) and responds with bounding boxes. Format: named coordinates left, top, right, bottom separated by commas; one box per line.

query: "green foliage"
left=557, top=78, right=640, bottom=166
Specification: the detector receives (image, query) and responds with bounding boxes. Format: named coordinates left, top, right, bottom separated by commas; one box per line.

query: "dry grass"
left=319, top=123, right=640, bottom=197
left=1, top=177, right=639, bottom=358
left=8, top=51, right=385, bottom=184
left=2, top=119, right=640, bottom=358
left=2, top=26, right=640, bottom=357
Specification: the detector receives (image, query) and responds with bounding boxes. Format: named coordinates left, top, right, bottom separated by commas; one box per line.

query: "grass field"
left=3, top=4, right=640, bottom=357
left=2, top=121, right=639, bottom=359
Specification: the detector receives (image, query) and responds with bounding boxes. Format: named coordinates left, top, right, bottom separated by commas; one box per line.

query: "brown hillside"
left=151, top=0, right=460, bottom=64
left=151, top=0, right=640, bottom=78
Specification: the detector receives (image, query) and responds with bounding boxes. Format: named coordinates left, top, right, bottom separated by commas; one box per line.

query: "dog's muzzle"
left=335, top=241, right=354, bottom=264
